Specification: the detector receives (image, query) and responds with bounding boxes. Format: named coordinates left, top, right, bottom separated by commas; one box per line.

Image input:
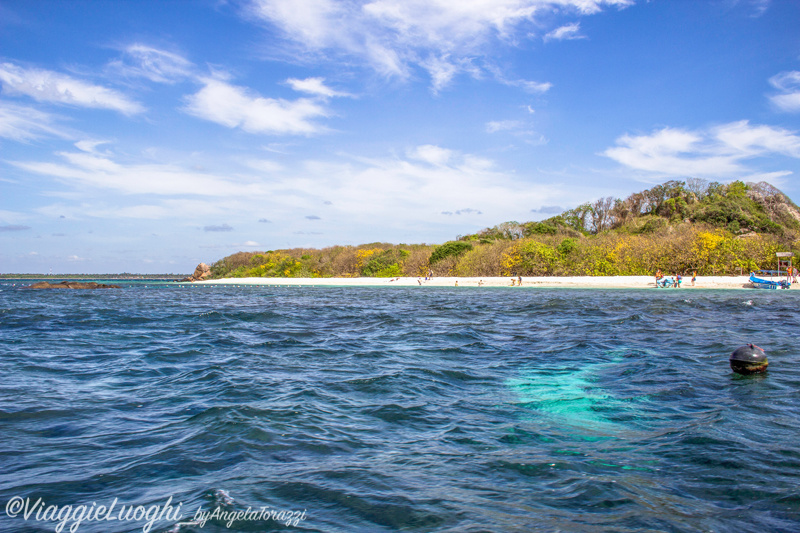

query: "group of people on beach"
left=655, top=269, right=697, bottom=288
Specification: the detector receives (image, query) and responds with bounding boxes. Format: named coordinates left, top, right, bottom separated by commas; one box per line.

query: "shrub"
left=638, top=217, right=667, bottom=234
left=361, top=249, right=409, bottom=276
left=429, top=241, right=473, bottom=264
left=557, top=238, right=578, bottom=256
left=453, top=241, right=513, bottom=276
left=524, top=222, right=558, bottom=236
left=501, top=239, right=558, bottom=276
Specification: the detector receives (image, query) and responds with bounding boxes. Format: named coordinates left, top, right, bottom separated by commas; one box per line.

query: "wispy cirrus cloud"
left=183, top=78, right=331, bottom=135
left=544, top=22, right=584, bottom=41
left=487, top=119, right=523, bottom=133
left=0, top=63, right=144, bottom=115
left=0, top=101, right=73, bottom=141
left=247, top=0, right=630, bottom=91
left=10, top=148, right=263, bottom=196
left=749, top=0, right=770, bottom=17
left=286, top=77, right=351, bottom=97
left=486, top=118, right=546, bottom=144
left=106, top=44, right=194, bottom=84
left=604, top=120, right=800, bottom=178
left=481, top=64, right=552, bottom=94
left=768, top=70, right=800, bottom=113
left=36, top=198, right=242, bottom=222
left=0, top=209, right=30, bottom=224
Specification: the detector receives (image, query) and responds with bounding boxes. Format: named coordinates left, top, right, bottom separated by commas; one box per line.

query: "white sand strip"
left=192, top=275, right=797, bottom=289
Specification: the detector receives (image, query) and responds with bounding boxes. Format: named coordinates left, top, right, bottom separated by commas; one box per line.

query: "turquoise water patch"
left=507, top=356, right=632, bottom=439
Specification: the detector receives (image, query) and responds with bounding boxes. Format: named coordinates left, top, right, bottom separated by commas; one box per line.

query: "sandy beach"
left=195, top=275, right=798, bottom=289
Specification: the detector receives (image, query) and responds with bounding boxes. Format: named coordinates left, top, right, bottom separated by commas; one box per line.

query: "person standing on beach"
left=692, top=271, right=697, bottom=286
left=518, top=275, right=522, bottom=286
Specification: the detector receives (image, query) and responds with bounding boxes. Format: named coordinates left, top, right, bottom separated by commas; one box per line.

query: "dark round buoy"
left=730, top=344, right=768, bottom=374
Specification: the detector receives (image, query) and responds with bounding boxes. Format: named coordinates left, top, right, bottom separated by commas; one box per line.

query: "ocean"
left=1, top=280, right=799, bottom=532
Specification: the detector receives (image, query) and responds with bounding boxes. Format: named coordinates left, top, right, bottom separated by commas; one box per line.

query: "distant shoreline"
left=0, top=275, right=185, bottom=280
left=193, top=275, right=798, bottom=290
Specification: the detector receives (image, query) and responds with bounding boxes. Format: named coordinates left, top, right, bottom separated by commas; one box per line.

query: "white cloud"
left=0, top=101, right=72, bottom=141
left=485, top=118, right=545, bottom=143
left=107, top=44, right=194, bottom=84
left=407, top=144, right=454, bottom=165
left=248, top=0, right=630, bottom=91
left=286, top=77, right=351, bottom=97
left=487, top=119, right=523, bottom=133
left=516, top=80, right=552, bottom=93
left=750, top=0, right=770, bottom=17
left=11, top=149, right=264, bottom=196
left=486, top=64, right=552, bottom=93
left=49, top=198, right=241, bottom=221
left=713, top=120, right=800, bottom=158
left=252, top=0, right=350, bottom=49
left=0, top=63, right=144, bottom=115
left=742, top=170, right=791, bottom=188
left=768, top=71, right=800, bottom=113
left=0, top=209, right=30, bottom=224
left=274, top=145, right=564, bottom=228
left=183, top=78, right=330, bottom=135
left=74, top=139, right=111, bottom=153
left=419, top=55, right=460, bottom=93
left=544, top=22, right=584, bottom=41
left=13, top=141, right=574, bottom=248
left=245, top=158, right=285, bottom=173
left=604, top=120, right=800, bottom=177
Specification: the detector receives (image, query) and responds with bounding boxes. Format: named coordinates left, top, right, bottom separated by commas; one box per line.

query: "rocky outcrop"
left=747, top=181, right=800, bottom=225
left=180, top=263, right=212, bottom=282
left=23, top=281, right=121, bottom=289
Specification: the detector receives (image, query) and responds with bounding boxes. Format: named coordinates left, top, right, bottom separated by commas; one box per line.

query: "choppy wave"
left=1, top=282, right=799, bottom=532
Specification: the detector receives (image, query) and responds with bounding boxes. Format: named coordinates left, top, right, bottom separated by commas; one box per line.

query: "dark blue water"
left=1, top=281, right=800, bottom=532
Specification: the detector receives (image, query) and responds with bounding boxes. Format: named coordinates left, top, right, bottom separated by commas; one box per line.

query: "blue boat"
left=749, top=272, right=791, bottom=290
left=656, top=277, right=679, bottom=288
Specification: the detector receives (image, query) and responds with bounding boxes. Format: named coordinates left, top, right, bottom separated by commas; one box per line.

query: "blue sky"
left=1, top=0, right=799, bottom=274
